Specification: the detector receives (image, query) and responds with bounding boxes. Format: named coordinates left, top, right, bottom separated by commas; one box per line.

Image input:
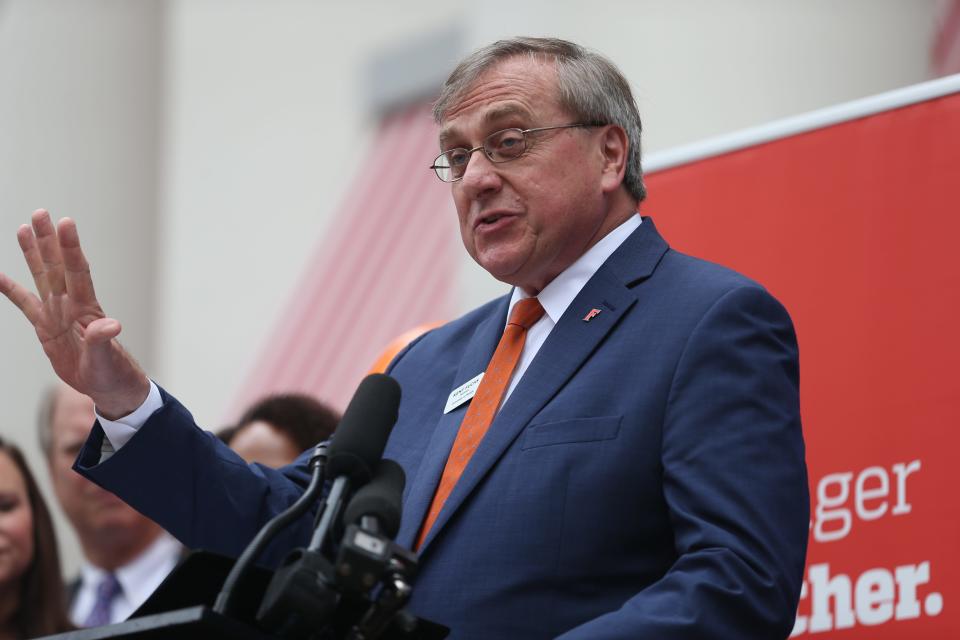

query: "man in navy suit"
left=0, top=37, right=808, bottom=638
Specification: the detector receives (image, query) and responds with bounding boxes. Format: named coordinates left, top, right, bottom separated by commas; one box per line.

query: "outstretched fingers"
left=57, top=218, right=99, bottom=306
left=17, top=224, right=50, bottom=300
left=31, top=210, right=67, bottom=297
left=0, top=271, right=43, bottom=325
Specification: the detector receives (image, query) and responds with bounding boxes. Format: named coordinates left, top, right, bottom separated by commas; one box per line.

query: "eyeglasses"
left=430, top=123, right=594, bottom=183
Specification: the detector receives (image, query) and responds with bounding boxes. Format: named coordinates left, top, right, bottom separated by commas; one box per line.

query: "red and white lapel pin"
left=583, top=308, right=602, bottom=322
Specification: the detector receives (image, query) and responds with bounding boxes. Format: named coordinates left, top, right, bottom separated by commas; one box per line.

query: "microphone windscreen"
left=342, top=459, right=406, bottom=539
left=326, top=374, right=401, bottom=485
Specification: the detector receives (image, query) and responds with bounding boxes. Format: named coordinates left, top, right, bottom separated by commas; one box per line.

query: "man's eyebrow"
left=437, top=128, right=459, bottom=150
left=481, top=104, right=532, bottom=125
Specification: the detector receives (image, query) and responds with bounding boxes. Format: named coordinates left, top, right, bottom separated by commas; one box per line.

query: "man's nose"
left=458, top=151, right=502, bottom=200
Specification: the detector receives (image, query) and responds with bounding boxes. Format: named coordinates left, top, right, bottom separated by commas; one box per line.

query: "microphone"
left=256, top=374, right=402, bottom=636
left=309, top=373, right=401, bottom=552
left=343, top=459, right=406, bottom=540
left=327, top=374, right=401, bottom=482
left=335, top=460, right=407, bottom=596
left=337, top=460, right=421, bottom=639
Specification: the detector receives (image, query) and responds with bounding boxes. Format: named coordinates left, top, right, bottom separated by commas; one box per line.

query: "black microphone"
left=336, top=459, right=407, bottom=598
left=326, top=373, right=402, bottom=484
left=256, top=374, right=402, bottom=636
left=309, top=373, right=401, bottom=552
left=343, top=459, right=406, bottom=540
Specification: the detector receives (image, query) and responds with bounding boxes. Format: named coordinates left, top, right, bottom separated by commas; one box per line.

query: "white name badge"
left=444, top=373, right=484, bottom=414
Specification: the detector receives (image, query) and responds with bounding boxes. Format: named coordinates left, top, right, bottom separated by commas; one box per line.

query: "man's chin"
left=475, top=254, right=525, bottom=284
left=83, top=503, right=147, bottom=529
left=483, top=264, right=549, bottom=295
left=86, top=515, right=151, bottom=539
left=86, top=491, right=130, bottom=510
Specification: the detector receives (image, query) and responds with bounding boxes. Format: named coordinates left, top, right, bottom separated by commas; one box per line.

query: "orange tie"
left=415, top=297, right=545, bottom=550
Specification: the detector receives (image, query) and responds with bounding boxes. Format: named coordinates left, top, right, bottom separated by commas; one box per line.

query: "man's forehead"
left=51, top=388, right=95, bottom=435
left=438, top=56, right=561, bottom=145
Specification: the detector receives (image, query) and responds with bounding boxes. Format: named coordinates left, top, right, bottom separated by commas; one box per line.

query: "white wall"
left=155, top=0, right=464, bottom=426
left=0, top=0, right=163, bottom=575
left=0, top=0, right=938, bottom=576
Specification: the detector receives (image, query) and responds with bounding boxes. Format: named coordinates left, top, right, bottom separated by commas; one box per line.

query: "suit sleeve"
left=74, top=387, right=317, bottom=566
left=557, top=285, right=809, bottom=639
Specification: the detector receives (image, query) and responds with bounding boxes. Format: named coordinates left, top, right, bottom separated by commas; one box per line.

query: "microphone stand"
left=213, top=443, right=329, bottom=617
left=309, top=475, right=349, bottom=553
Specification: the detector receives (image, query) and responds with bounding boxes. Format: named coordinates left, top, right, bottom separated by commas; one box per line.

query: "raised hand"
left=0, top=209, right=150, bottom=418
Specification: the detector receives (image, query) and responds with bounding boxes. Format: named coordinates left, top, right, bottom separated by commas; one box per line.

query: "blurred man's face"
left=46, top=387, right=154, bottom=545
left=230, top=420, right=301, bottom=468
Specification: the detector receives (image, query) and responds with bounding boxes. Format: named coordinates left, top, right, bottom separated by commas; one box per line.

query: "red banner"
left=647, top=88, right=960, bottom=637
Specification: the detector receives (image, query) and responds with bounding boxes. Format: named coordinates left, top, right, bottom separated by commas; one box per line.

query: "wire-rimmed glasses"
left=429, top=124, right=594, bottom=182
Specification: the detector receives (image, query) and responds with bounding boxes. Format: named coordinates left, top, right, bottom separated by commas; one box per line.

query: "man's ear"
left=598, top=125, right=628, bottom=194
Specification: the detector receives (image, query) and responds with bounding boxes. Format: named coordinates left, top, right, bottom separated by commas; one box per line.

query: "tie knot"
left=97, top=573, right=122, bottom=600
left=508, top=297, right=545, bottom=329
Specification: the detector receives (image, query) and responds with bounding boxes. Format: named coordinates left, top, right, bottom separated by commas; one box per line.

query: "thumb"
left=84, top=317, right=122, bottom=345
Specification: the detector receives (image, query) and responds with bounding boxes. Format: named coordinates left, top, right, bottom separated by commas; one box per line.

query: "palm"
left=0, top=210, right=148, bottom=415
left=35, top=295, right=105, bottom=389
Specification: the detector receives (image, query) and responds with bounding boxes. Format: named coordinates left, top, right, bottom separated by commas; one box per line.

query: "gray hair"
left=434, top=37, right=646, bottom=203
left=36, top=385, right=59, bottom=457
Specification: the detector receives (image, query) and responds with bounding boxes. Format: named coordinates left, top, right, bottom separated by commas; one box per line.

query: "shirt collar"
left=80, top=533, right=181, bottom=601
left=508, top=214, right=642, bottom=323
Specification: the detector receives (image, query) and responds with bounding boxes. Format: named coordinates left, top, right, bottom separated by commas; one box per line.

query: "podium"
left=36, top=551, right=447, bottom=640
left=36, top=606, right=279, bottom=640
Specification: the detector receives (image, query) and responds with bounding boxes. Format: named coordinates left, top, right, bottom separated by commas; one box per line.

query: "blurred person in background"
left=0, top=436, right=74, bottom=638
left=37, top=384, right=182, bottom=627
left=218, top=393, right=340, bottom=468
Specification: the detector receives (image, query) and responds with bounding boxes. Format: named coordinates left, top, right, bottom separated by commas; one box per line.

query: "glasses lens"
left=434, top=149, right=472, bottom=182
left=484, top=129, right=526, bottom=162
left=432, top=153, right=452, bottom=182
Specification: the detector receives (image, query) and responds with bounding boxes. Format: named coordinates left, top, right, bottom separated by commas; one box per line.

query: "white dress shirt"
left=98, top=214, right=642, bottom=449
left=500, top=214, right=641, bottom=405
left=70, top=532, right=182, bottom=626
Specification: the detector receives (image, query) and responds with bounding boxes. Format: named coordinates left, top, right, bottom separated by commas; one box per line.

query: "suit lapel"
left=397, top=297, right=510, bottom=550
left=411, top=219, right=670, bottom=554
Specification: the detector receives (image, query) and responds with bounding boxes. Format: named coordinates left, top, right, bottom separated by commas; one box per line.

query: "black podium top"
left=35, top=605, right=280, bottom=640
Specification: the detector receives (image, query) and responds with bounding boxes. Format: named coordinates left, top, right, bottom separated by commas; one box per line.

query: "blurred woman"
left=0, top=436, right=73, bottom=639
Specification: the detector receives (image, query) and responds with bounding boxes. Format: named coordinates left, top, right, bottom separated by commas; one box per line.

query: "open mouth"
left=476, top=212, right=516, bottom=228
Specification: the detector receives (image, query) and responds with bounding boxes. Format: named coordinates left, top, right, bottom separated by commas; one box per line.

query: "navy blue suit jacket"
left=77, top=219, right=808, bottom=638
